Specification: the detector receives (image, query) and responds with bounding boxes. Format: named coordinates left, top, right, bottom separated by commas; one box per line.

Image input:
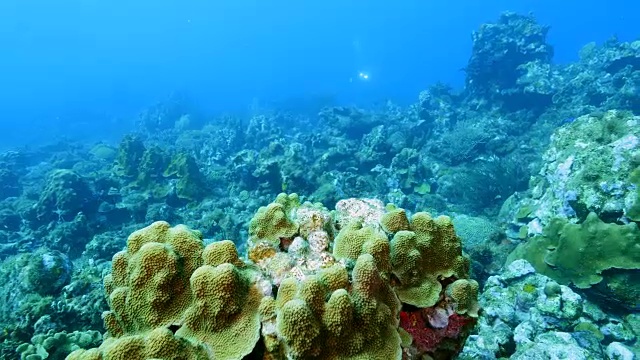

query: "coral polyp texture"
left=69, top=222, right=262, bottom=360
left=68, top=194, right=478, bottom=360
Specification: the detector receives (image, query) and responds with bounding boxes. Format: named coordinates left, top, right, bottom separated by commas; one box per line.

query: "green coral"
left=380, top=208, right=411, bottom=233
left=114, top=134, right=146, bottom=177
left=445, top=279, right=480, bottom=317
left=89, top=144, right=117, bottom=161
left=508, top=212, right=640, bottom=289
left=248, top=193, right=299, bottom=246
left=163, top=153, right=207, bottom=201
left=515, top=204, right=536, bottom=220
left=388, top=212, right=470, bottom=308
left=332, top=220, right=392, bottom=274
left=136, top=145, right=169, bottom=187
left=17, top=330, right=101, bottom=360
left=275, top=254, right=401, bottom=360
left=67, top=327, right=211, bottom=360
left=70, top=196, right=479, bottom=360
left=114, top=137, right=208, bottom=203
left=508, top=212, right=640, bottom=309
left=78, top=222, right=262, bottom=360
left=574, top=322, right=604, bottom=341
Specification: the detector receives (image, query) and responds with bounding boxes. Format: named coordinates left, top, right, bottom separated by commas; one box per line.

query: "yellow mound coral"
left=380, top=207, right=411, bottom=233
left=248, top=193, right=299, bottom=246
left=332, top=220, right=392, bottom=274
left=70, top=195, right=478, bottom=360
left=273, top=254, right=402, bottom=360
left=67, top=327, right=211, bottom=360
left=445, top=279, right=480, bottom=317
left=104, top=221, right=204, bottom=335
left=389, top=212, right=470, bottom=308
left=70, top=222, right=262, bottom=360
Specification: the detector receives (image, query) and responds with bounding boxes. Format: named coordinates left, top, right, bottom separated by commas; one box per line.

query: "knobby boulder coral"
left=68, top=194, right=479, bottom=360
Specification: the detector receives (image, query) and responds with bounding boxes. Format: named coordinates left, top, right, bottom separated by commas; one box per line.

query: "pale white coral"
left=334, top=198, right=385, bottom=229
left=307, top=230, right=330, bottom=253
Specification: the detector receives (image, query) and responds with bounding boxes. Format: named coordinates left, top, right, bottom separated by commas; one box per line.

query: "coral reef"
left=508, top=212, right=640, bottom=310
left=17, top=330, right=102, bottom=360
left=68, top=195, right=478, bottom=360
left=1, top=11, right=640, bottom=360
left=465, top=12, right=554, bottom=112
left=505, top=110, right=640, bottom=235
left=459, top=260, right=639, bottom=359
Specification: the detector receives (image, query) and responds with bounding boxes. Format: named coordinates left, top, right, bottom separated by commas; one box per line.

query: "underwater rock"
left=465, top=12, right=554, bottom=112
left=34, top=170, right=97, bottom=224
left=506, top=110, right=640, bottom=234
left=22, top=250, right=73, bottom=296
left=559, top=39, right=640, bottom=115
left=0, top=167, right=21, bottom=200
left=606, top=342, right=636, bottom=360
left=136, top=93, right=198, bottom=132
left=458, top=259, right=628, bottom=359
left=318, top=106, right=379, bottom=139
left=510, top=331, right=599, bottom=360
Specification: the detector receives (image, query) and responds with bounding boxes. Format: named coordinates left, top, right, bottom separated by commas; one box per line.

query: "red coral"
left=399, top=307, right=475, bottom=355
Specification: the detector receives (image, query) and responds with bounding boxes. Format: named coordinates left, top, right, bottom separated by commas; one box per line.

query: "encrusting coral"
left=68, top=194, right=479, bottom=360
left=507, top=211, right=640, bottom=309
left=388, top=212, right=471, bottom=308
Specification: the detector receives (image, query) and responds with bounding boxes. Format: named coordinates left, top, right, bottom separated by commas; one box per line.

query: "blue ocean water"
left=0, top=0, right=637, bottom=147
